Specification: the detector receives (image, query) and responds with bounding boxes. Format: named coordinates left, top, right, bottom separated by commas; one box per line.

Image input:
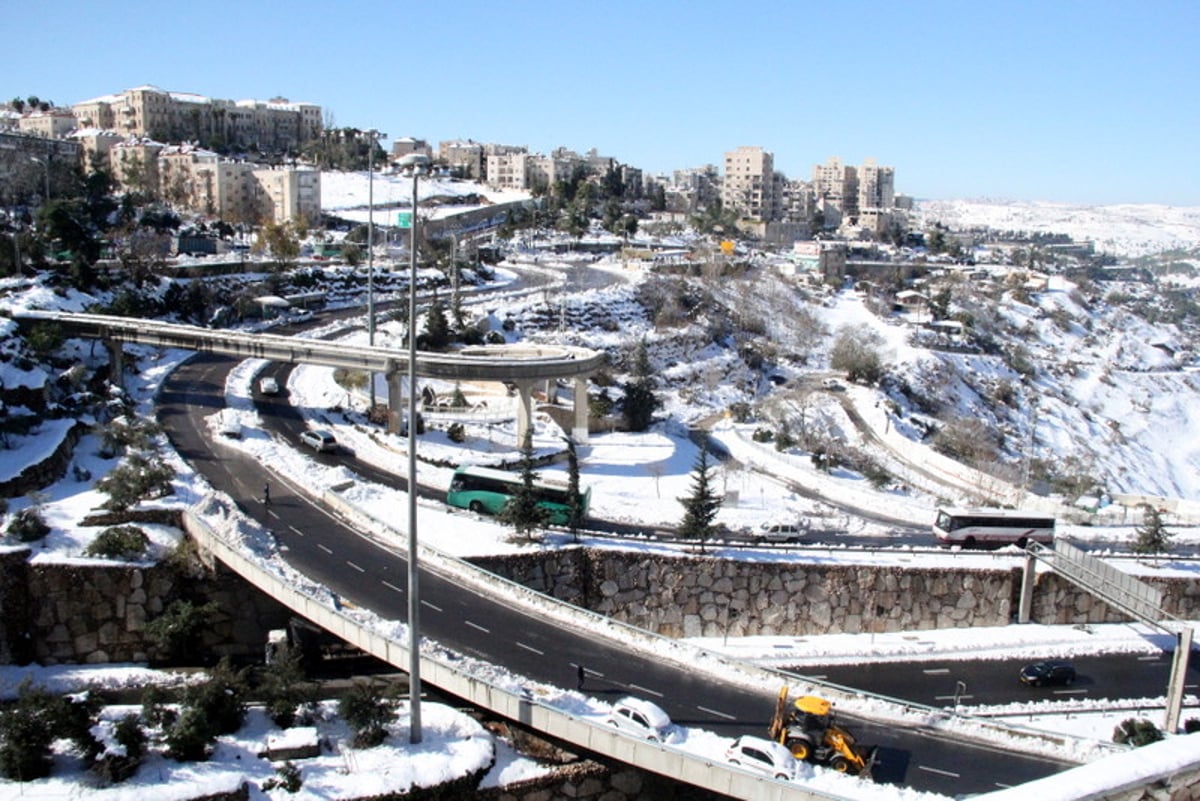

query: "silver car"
left=299, top=429, right=337, bottom=453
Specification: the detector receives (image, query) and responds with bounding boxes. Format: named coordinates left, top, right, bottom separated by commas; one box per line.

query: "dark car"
left=1019, top=660, right=1077, bottom=687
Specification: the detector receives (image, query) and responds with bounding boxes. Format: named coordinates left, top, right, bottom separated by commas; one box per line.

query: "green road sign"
left=397, top=211, right=413, bottom=229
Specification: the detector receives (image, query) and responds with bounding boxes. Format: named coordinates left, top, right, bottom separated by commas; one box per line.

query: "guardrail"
left=182, top=499, right=851, bottom=801
left=13, top=310, right=606, bottom=383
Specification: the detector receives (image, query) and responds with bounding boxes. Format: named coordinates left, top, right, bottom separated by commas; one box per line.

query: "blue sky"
left=6, top=0, right=1197, bottom=205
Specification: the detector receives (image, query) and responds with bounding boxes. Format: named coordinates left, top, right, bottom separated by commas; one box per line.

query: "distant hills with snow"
left=915, top=199, right=1200, bottom=259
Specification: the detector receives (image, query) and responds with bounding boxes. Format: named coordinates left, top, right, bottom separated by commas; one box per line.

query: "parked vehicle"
left=605, top=697, right=673, bottom=742
left=768, top=689, right=875, bottom=777
left=724, top=734, right=798, bottom=780
left=299, top=429, right=338, bottom=453
left=1019, top=660, right=1077, bottom=687
left=259, top=376, right=280, bottom=395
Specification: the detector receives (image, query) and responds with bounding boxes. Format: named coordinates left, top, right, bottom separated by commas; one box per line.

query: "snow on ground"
left=4, top=193, right=1200, bottom=797
left=916, top=199, right=1200, bottom=258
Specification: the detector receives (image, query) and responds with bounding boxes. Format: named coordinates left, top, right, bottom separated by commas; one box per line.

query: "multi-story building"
left=670, top=165, right=720, bottom=212
left=390, top=137, right=431, bottom=162
left=812, top=156, right=897, bottom=233
left=114, top=140, right=319, bottom=226
left=721, top=146, right=779, bottom=223
left=812, top=156, right=857, bottom=218
left=252, top=166, right=321, bottom=226
left=485, top=146, right=531, bottom=190
left=71, top=128, right=123, bottom=174
left=16, top=108, right=78, bottom=139
left=438, top=140, right=484, bottom=179
left=857, top=158, right=894, bottom=211
left=72, top=86, right=322, bottom=153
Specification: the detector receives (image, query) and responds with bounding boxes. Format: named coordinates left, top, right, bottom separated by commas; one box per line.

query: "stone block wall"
left=0, top=551, right=293, bottom=665
left=471, top=551, right=1200, bottom=638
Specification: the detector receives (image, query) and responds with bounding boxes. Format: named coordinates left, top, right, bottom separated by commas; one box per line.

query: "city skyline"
left=4, top=0, right=1197, bottom=207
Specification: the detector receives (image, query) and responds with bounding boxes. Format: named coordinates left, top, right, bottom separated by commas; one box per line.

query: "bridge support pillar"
left=515, top=381, right=534, bottom=446
left=386, top=371, right=404, bottom=435
left=572, top=377, right=589, bottom=444
left=544, top=378, right=558, bottom=404
left=104, top=338, right=124, bottom=389
left=1017, top=551, right=1036, bottom=623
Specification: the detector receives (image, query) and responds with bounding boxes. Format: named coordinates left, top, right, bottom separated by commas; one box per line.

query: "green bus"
left=446, top=465, right=590, bottom=526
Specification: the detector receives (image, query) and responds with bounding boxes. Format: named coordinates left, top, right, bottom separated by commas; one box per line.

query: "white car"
left=724, top=735, right=797, bottom=780
left=259, top=376, right=281, bottom=395
left=754, top=521, right=806, bottom=543
left=299, top=429, right=337, bottom=453
left=605, top=696, right=673, bottom=742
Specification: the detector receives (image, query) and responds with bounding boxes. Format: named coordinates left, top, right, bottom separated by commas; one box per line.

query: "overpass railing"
left=182, top=499, right=852, bottom=801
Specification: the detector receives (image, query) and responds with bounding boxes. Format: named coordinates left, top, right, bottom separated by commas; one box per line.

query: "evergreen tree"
left=621, top=338, right=659, bottom=432
left=423, top=295, right=450, bottom=349
left=0, top=681, right=61, bottom=780
left=496, top=429, right=551, bottom=540
left=562, top=435, right=583, bottom=537
left=1133, top=505, right=1171, bottom=554
left=338, top=680, right=396, bottom=748
left=258, top=648, right=314, bottom=728
left=677, top=437, right=723, bottom=551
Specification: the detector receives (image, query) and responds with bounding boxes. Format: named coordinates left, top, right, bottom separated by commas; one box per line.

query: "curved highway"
left=157, top=345, right=1080, bottom=797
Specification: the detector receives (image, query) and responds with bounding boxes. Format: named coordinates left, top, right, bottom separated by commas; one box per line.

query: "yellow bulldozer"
left=768, top=688, right=876, bottom=777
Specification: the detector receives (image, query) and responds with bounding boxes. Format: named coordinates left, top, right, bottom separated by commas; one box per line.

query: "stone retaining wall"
left=470, top=550, right=1200, bottom=637
left=0, top=548, right=292, bottom=665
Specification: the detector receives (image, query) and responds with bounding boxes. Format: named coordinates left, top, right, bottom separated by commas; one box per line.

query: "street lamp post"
left=398, top=151, right=430, bottom=744
left=366, top=130, right=387, bottom=409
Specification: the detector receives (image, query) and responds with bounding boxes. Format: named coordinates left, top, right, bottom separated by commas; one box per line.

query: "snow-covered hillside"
left=916, top=199, right=1200, bottom=258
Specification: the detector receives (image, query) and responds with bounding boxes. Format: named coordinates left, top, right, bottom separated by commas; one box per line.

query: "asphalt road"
left=155, top=348, right=1083, bottom=797
left=797, top=651, right=1200, bottom=711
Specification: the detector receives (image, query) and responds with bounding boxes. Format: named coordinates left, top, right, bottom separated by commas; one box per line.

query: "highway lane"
left=157, top=351, right=1082, bottom=797
left=796, top=651, right=1200, bottom=710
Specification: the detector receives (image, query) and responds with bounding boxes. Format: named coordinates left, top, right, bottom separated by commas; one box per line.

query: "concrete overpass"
left=16, top=310, right=606, bottom=443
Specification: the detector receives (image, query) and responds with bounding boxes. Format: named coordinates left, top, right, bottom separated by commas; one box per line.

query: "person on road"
left=263, top=482, right=271, bottom=506
left=577, top=663, right=585, bottom=690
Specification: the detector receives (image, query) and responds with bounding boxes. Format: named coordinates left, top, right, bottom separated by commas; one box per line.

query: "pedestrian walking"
left=576, top=663, right=585, bottom=690
left=263, top=481, right=271, bottom=506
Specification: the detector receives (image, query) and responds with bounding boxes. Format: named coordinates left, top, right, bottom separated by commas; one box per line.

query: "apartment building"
left=438, top=140, right=485, bottom=179
left=670, top=165, right=720, bottom=212
left=812, top=156, right=857, bottom=217
left=857, top=158, right=894, bottom=211
left=485, top=146, right=531, bottom=190
left=812, top=156, right=896, bottom=233
left=721, top=146, right=780, bottom=223
left=16, top=108, right=78, bottom=139
left=391, top=137, right=432, bottom=161
left=111, top=140, right=319, bottom=225
left=72, top=86, right=322, bottom=153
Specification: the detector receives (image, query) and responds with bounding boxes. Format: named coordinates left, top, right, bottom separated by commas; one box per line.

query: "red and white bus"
left=933, top=507, right=1055, bottom=549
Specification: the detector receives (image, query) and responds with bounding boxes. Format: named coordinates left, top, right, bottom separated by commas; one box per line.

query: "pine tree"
left=563, top=435, right=583, bottom=537
left=496, top=429, right=551, bottom=540
left=622, top=338, right=659, bottom=432
left=1133, top=505, right=1171, bottom=555
left=423, top=295, right=450, bottom=349
left=678, top=438, right=723, bottom=552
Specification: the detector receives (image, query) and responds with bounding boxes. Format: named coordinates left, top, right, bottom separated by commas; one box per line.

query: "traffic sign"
left=397, top=211, right=413, bottom=229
